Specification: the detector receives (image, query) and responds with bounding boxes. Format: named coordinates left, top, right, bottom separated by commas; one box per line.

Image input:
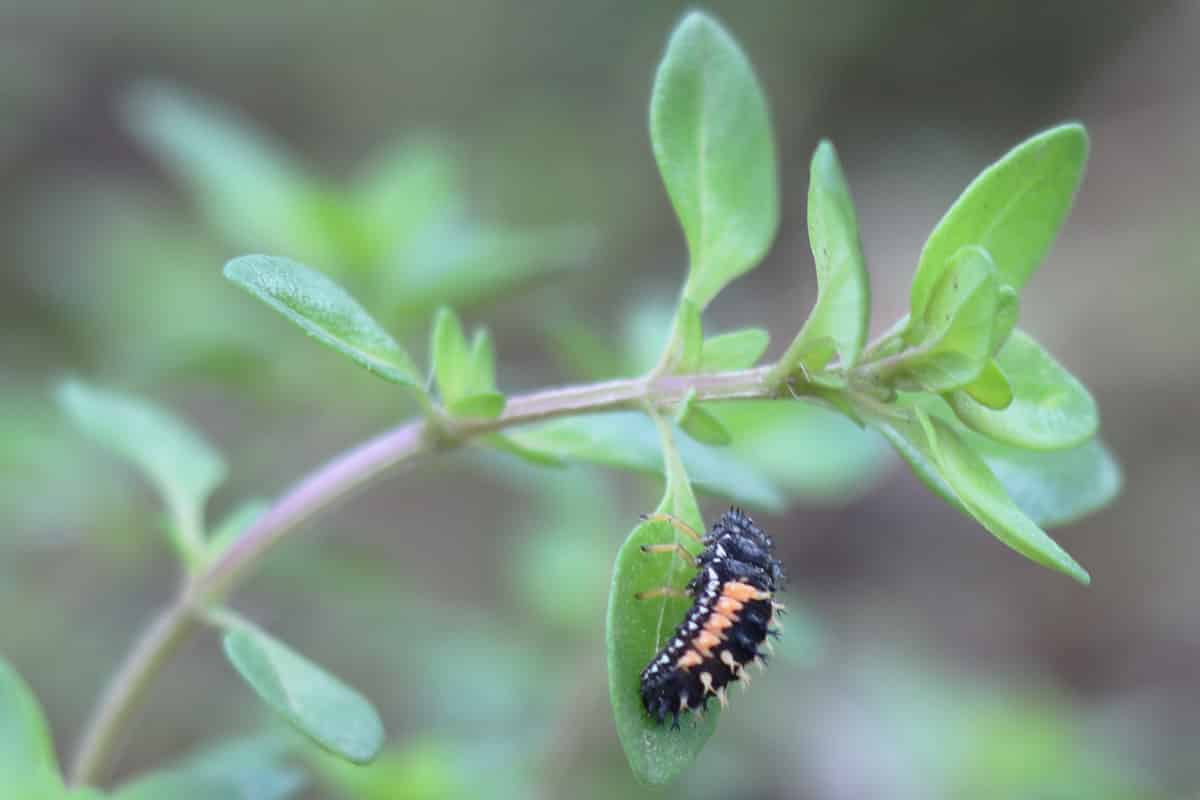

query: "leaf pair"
left=430, top=308, right=505, bottom=418
left=226, top=255, right=508, bottom=421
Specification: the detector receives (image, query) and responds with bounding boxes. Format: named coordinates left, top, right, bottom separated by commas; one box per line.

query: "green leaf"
left=467, top=329, right=498, bottom=392
left=57, top=380, right=226, bottom=562
left=960, top=359, right=1014, bottom=411
left=914, top=408, right=1089, bottom=584
left=222, top=627, right=385, bottom=764
left=114, top=735, right=305, bottom=800
left=607, top=416, right=717, bottom=783
left=0, top=656, right=60, bottom=781
left=395, top=223, right=595, bottom=317
left=910, top=123, right=1089, bottom=320
left=710, top=400, right=890, bottom=501
left=699, top=328, right=769, bottom=372
left=898, top=246, right=1008, bottom=392
left=431, top=309, right=505, bottom=417
left=446, top=393, right=506, bottom=419
left=651, top=11, right=779, bottom=310
left=868, top=397, right=1118, bottom=528
left=674, top=390, right=732, bottom=446
left=865, top=409, right=964, bottom=514
left=351, top=138, right=463, bottom=261
left=784, top=140, right=870, bottom=372
left=947, top=330, right=1097, bottom=450
left=225, top=255, right=422, bottom=388
left=311, top=739, right=470, bottom=800
left=431, top=306, right=470, bottom=401
left=500, top=412, right=782, bottom=509
left=123, top=84, right=329, bottom=262
left=971, top=435, right=1121, bottom=528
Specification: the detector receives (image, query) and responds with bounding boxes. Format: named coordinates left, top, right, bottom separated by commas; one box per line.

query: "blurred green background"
left=3, top=1, right=1199, bottom=797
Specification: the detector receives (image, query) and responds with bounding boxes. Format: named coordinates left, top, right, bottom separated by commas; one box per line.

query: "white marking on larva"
left=672, top=638, right=684, bottom=648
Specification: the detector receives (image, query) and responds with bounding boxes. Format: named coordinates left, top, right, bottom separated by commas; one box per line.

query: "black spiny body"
left=639, top=508, right=785, bottom=728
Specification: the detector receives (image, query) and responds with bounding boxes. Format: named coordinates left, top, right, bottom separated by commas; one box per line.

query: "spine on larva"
left=640, top=508, right=785, bottom=727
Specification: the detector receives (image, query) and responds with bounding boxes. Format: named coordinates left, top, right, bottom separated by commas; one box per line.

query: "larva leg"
left=639, top=512, right=704, bottom=543
left=639, top=542, right=698, bottom=565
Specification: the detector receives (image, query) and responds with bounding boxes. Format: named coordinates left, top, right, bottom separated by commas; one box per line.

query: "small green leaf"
left=910, top=123, right=1089, bottom=320
left=310, top=739, right=470, bottom=800
left=960, top=359, right=1014, bottom=411
left=446, top=393, right=506, bottom=419
left=207, top=499, right=269, bottom=560
left=651, top=11, right=779, bottom=310
left=123, top=84, right=327, bottom=261
left=225, top=255, right=421, bottom=388
left=57, top=380, right=226, bottom=562
left=674, top=390, right=732, bottom=446
left=113, top=736, right=305, bottom=800
left=222, top=627, right=385, bottom=764
left=947, top=330, right=1097, bottom=451
left=898, top=246, right=1006, bottom=392
left=431, top=309, right=505, bottom=417
left=784, top=140, right=870, bottom=371
left=711, top=400, right=889, bottom=501
left=699, top=327, right=769, bottom=372
left=971, top=435, right=1120, bottom=528
left=484, top=434, right=567, bottom=467
left=607, top=416, right=717, bottom=783
left=466, top=329, right=498, bottom=391
left=914, top=408, right=1089, bottom=584
left=431, top=306, right=470, bottom=401
left=867, top=409, right=964, bottom=515
left=500, top=412, right=782, bottom=509
left=351, top=138, right=463, bottom=261
left=868, top=397, right=1117, bottom=528
left=0, top=656, right=60, bottom=781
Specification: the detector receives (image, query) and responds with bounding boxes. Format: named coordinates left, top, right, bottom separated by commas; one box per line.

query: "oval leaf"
left=651, top=11, right=779, bottom=310
left=674, top=390, right=733, bottom=446
left=499, top=412, right=782, bottom=509
left=898, top=246, right=1004, bottom=392
left=607, top=420, right=717, bottom=783
left=972, top=435, right=1121, bottom=528
left=948, top=330, right=1097, bottom=450
left=431, top=306, right=470, bottom=402
left=57, top=380, right=226, bottom=561
left=123, top=84, right=325, bottom=260
left=910, top=123, right=1089, bottom=319
left=785, top=140, right=870, bottom=372
left=225, top=255, right=421, bottom=388
left=960, top=359, right=1014, bottom=411
left=915, top=408, right=1089, bottom=584
left=114, top=735, right=305, bottom=800
left=699, top=328, right=769, bottom=372
left=0, top=656, right=60, bottom=780
left=223, top=628, right=384, bottom=764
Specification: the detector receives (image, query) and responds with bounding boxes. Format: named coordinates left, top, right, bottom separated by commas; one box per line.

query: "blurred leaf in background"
left=123, top=84, right=597, bottom=327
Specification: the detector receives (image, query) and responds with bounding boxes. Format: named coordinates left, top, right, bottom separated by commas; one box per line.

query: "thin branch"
left=69, top=362, right=793, bottom=787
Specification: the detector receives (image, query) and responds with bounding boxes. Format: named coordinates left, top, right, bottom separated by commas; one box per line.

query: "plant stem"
left=69, top=363, right=790, bottom=787
left=68, top=599, right=197, bottom=785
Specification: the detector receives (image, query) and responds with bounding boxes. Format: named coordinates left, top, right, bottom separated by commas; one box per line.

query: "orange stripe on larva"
left=675, top=649, right=703, bottom=670
left=723, top=581, right=766, bottom=603
left=692, top=630, right=721, bottom=657
left=715, top=596, right=743, bottom=618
